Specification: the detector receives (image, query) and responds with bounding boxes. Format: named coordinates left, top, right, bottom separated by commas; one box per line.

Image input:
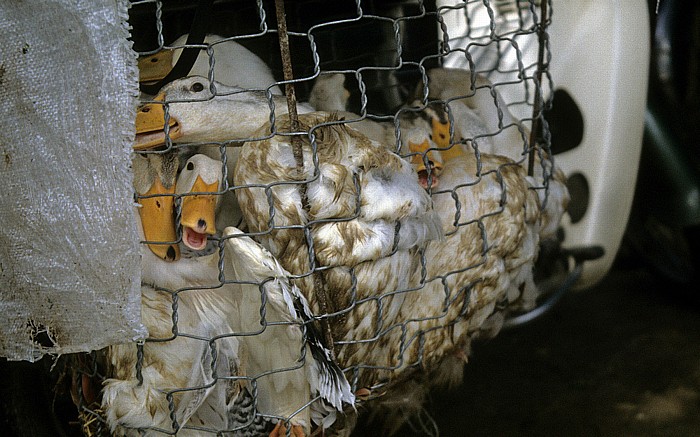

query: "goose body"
left=418, top=68, right=570, bottom=239
left=234, top=113, right=444, bottom=412
left=360, top=127, right=565, bottom=433
left=102, top=152, right=240, bottom=436
left=223, top=227, right=354, bottom=435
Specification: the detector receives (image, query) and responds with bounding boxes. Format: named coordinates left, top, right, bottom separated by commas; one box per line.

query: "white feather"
left=169, top=33, right=282, bottom=95
left=222, top=226, right=354, bottom=431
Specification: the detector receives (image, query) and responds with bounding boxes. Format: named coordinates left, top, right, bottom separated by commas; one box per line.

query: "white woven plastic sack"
left=0, top=0, right=145, bottom=361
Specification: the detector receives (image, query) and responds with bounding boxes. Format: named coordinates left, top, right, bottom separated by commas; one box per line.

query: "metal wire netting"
left=71, top=1, right=561, bottom=436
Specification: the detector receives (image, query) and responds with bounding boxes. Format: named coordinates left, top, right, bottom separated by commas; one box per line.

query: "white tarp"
left=0, top=0, right=145, bottom=361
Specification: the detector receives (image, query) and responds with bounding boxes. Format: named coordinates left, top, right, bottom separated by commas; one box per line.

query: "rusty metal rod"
left=274, top=0, right=336, bottom=359
left=274, top=0, right=303, bottom=165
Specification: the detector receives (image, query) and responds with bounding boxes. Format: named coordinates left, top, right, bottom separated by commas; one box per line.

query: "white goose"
left=103, top=152, right=240, bottom=436
left=355, top=127, right=559, bottom=434
left=140, top=33, right=282, bottom=96
left=105, top=152, right=353, bottom=436
left=134, top=76, right=316, bottom=230
left=414, top=68, right=520, bottom=159
left=234, top=112, right=445, bottom=430
left=131, top=151, right=180, bottom=262
left=181, top=154, right=355, bottom=437
left=405, top=127, right=545, bottom=317
left=224, top=226, right=355, bottom=437
left=417, top=67, right=569, bottom=239
left=134, top=76, right=314, bottom=150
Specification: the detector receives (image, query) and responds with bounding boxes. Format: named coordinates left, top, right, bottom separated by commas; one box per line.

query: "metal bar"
left=527, top=0, right=548, bottom=177
left=274, top=0, right=336, bottom=359
left=274, top=0, right=302, bottom=160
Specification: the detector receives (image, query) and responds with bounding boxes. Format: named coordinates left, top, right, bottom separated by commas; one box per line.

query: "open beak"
left=431, top=118, right=463, bottom=162
left=409, top=139, right=443, bottom=190
left=134, top=93, right=182, bottom=150
left=409, top=139, right=444, bottom=174
left=138, top=178, right=180, bottom=262
left=180, top=176, right=220, bottom=251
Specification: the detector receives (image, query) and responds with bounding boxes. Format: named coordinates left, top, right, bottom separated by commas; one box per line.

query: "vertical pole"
left=528, top=0, right=548, bottom=177
left=274, top=0, right=336, bottom=359
left=274, top=0, right=304, bottom=170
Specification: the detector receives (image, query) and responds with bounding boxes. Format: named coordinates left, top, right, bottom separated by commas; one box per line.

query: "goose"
left=416, top=68, right=569, bottom=239
left=234, top=112, right=445, bottom=433
left=175, top=153, right=222, bottom=251
left=358, top=127, right=563, bottom=434
left=139, top=33, right=282, bottom=96
left=181, top=153, right=355, bottom=436
left=223, top=226, right=355, bottom=437
left=102, top=151, right=240, bottom=436
left=406, top=127, right=546, bottom=324
left=132, top=150, right=180, bottom=261
left=134, top=76, right=317, bottom=230
left=177, top=154, right=354, bottom=436
left=134, top=76, right=314, bottom=151
left=413, top=67, right=521, bottom=160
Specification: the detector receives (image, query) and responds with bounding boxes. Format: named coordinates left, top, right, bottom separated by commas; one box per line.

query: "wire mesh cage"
left=68, top=1, right=571, bottom=436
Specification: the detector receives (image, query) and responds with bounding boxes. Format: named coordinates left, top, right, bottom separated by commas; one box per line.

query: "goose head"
left=404, top=127, right=443, bottom=190
left=403, top=98, right=466, bottom=163
left=176, top=153, right=223, bottom=251
left=308, top=73, right=350, bottom=112
left=132, top=150, right=180, bottom=261
left=135, top=76, right=294, bottom=150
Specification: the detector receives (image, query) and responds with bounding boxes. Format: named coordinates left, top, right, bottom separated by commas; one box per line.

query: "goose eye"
left=186, top=162, right=195, bottom=171
left=190, top=82, right=204, bottom=92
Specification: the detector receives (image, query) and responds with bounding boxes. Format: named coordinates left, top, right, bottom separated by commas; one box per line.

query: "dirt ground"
left=363, top=265, right=700, bottom=437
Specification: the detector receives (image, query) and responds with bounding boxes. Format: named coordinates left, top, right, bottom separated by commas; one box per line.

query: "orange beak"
left=431, top=118, right=463, bottom=162
left=180, top=175, right=220, bottom=236
left=409, top=139, right=442, bottom=190
left=137, top=178, right=180, bottom=262
left=134, top=93, right=182, bottom=150
left=137, top=51, right=174, bottom=83
left=408, top=139, right=443, bottom=174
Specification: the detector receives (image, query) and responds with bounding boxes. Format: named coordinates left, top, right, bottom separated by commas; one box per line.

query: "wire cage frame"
left=68, top=1, right=569, bottom=436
